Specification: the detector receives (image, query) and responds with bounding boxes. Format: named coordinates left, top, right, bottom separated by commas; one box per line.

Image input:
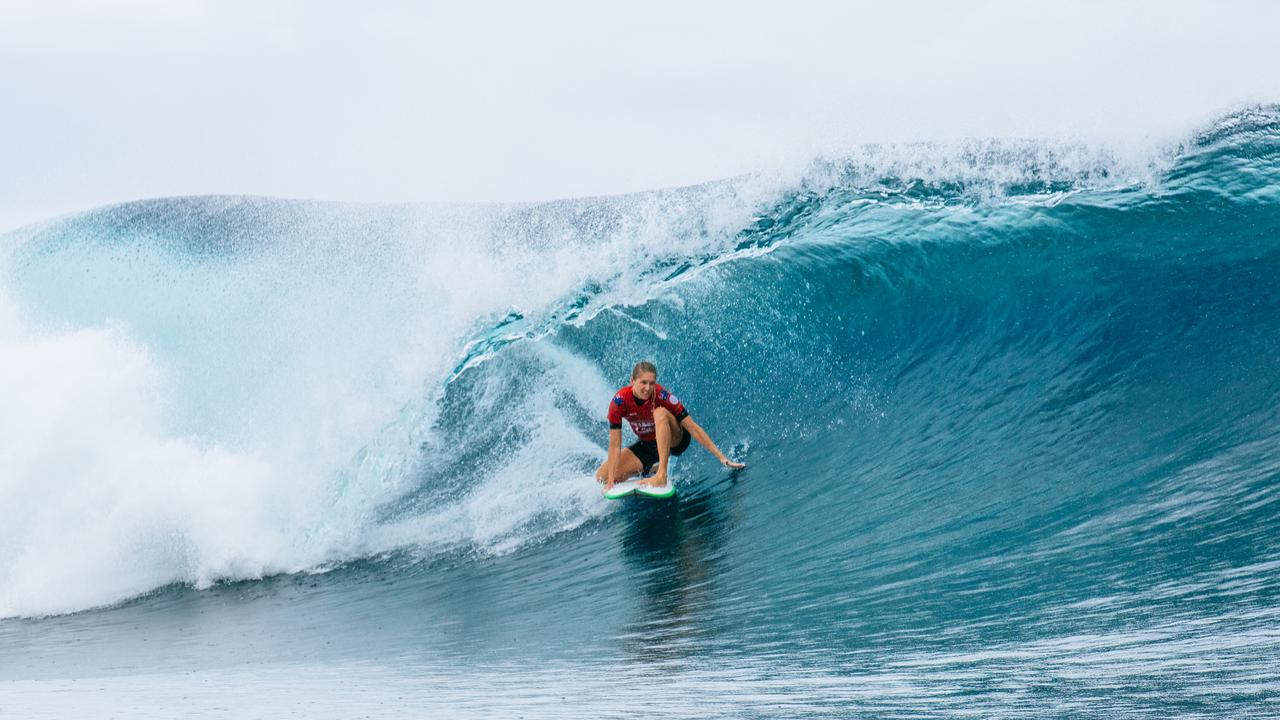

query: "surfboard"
left=604, top=478, right=676, bottom=500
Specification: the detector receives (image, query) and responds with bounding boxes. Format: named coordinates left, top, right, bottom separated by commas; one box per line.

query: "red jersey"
left=607, top=384, right=688, bottom=441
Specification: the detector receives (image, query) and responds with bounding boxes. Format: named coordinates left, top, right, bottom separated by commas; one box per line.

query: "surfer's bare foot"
left=643, top=473, right=667, bottom=488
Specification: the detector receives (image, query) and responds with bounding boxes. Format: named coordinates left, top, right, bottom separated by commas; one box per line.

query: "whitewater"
left=2, top=107, right=1279, bottom=717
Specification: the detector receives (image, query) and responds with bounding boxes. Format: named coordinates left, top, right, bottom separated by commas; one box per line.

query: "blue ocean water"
left=2, top=108, right=1279, bottom=717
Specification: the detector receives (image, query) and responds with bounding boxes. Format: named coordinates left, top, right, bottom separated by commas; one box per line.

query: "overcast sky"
left=2, top=0, right=1279, bottom=232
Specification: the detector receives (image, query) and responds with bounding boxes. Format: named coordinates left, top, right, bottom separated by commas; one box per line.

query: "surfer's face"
left=631, top=372, right=656, bottom=400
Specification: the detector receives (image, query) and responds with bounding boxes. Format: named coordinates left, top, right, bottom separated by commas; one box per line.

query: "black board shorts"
left=628, top=430, right=692, bottom=474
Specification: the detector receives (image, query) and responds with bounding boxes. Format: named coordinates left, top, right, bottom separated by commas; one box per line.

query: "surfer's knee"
left=652, top=407, right=682, bottom=443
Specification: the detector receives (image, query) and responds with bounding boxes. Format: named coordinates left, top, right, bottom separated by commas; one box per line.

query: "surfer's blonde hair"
left=631, top=360, right=657, bottom=380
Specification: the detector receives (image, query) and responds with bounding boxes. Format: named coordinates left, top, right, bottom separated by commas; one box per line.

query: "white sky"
left=2, top=0, right=1279, bottom=232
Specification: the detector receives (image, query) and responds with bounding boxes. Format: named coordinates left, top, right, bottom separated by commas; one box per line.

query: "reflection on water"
left=615, top=475, right=745, bottom=665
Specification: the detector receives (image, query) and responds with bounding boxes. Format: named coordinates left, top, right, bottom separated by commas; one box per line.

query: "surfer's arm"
left=605, top=428, right=623, bottom=486
left=680, top=416, right=746, bottom=469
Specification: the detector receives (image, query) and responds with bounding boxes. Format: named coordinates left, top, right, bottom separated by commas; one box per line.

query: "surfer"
left=597, top=361, right=745, bottom=491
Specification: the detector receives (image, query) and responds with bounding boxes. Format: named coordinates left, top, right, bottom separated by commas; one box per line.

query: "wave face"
left=3, top=108, right=1280, bottom=715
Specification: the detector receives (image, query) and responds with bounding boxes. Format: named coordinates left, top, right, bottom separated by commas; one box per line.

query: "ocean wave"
left=2, top=106, right=1279, bottom=618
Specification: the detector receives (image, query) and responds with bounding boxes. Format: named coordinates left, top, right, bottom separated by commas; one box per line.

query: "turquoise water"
left=2, top=108, right=1279, bottom=717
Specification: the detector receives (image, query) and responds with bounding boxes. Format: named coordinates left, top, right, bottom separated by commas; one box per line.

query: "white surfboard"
left=604, top=478, right=676, bottom=500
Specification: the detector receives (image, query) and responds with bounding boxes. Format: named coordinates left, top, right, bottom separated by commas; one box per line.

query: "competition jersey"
left=607, top=383, right=689, bottom=441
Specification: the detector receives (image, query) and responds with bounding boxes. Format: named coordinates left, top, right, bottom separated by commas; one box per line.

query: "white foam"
left=0, top=183, right=783, bottom=617
left=0, top=294, right=301, bottom=617
left=362, top=341, right=617, bottom=560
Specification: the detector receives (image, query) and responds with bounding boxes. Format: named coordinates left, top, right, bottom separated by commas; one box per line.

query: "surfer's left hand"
left=721, top=457, right=746, bottom=470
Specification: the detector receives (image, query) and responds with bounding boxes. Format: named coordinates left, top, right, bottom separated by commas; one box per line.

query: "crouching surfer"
left=595, top=361, right=745, bottom=491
